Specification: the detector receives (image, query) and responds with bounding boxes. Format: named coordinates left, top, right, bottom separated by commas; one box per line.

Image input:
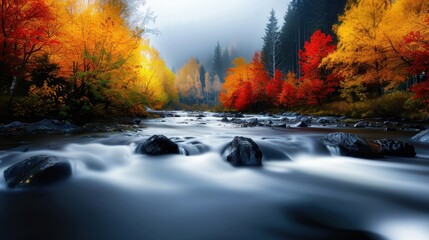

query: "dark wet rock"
left=4, top=155, right=72, bottom=189
left=213, top=112, right=244, bottom=118
left=133, top=119, right=142, bottom=124
left=231, top=118, right=244, bottom=124
left=271, top=123, right=287, bottom=128
left=220, top=117, right=229, bottom=122
left=224, top=136, right=263, bottom=167
left=27, top=119, right=77, bottom=132
left=411, top=130, right=429, bottom=144
left=322, top=132, right=383, bottom=159
left=316, top=118, right=334, bottom=125
left=242, top=118, right=258, bottom=127
left=373, top=139, right=416, bottom=157
left=3, top=121, right=26, bottom=129
left=297, top=116, right=312, bottom=124
left=291, top=121, right=308, bottom=128
left=1, top=119, right=80, bottom=136
left=354, top=121, right=368, bottom=128
left=384, top=127, right=397, bottom=131
left=136, top=134, right=180, bottom=155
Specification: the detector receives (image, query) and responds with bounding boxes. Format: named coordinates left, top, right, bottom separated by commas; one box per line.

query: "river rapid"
left=0, top=112, right=429, bottom=240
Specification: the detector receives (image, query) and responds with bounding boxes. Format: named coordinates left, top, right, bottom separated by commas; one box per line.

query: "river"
left=0, top=112, right=428, bottom=240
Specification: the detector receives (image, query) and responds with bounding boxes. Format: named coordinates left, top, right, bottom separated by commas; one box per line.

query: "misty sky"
left=144, top=0, right=290, bottom=69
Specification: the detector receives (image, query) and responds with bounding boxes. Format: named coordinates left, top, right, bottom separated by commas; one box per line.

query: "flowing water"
left=0, top=112, right=429, bottom=240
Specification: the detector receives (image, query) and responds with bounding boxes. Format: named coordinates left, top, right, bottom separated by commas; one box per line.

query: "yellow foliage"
left=325, top=0, right=429, bottom=99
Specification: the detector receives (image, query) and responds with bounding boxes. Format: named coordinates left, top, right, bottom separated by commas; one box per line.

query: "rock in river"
left=373, top=139, right=416, bottom=157
left=412, top=130, right=429, bottom=144
left=4, top=155, right=72, bottom=189
left=322, top=132, right=383, bottom=159
left=224, top=136, right=263, bottom=167
left=136, top=134, right=180, bottom=155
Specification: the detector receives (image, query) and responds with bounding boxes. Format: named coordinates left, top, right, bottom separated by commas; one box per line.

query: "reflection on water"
left=0, top=112, right=428, bottom=240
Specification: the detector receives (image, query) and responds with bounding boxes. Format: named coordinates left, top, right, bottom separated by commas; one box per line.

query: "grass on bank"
left=300, top=92, right=428, bottom=120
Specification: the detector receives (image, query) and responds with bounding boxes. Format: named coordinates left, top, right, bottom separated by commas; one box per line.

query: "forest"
left=220, top=0, right=429, bottom=118
left=1, top=0, right=429, bottom=121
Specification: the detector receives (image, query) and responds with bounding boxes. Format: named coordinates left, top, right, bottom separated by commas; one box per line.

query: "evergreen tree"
left=211, top=42, right=223, bottom=81
left=262, top=9, right=280, bottom=77
left=199, top=64, right=206, bottom=89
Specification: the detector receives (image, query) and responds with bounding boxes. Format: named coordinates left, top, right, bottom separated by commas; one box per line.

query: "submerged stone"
left=224, top=136, right=263, bottom=167
left=136, top=134, right=180, bottom=155
left=4, top=155, right=72, bottom=189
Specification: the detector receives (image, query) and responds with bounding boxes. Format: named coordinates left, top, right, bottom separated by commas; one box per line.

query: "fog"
left=144, top=0, right=290, bottom=70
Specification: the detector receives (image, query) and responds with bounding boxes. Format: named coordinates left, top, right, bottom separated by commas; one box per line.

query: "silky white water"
left=0, top=112, right=428, bottom=240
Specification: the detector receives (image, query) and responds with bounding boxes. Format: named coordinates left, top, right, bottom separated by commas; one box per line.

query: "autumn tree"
left=175, top=59, right=203, bottom=106
left=219, top=57, right=250, bottom=110
left=0, top=0, right=58, bottom=107
left=299, top=30, right=339, bottom=105
left=266, top=70, right=284, bottom=104
left=324, top=0, right=395, bottom=100
left=249, top=52, right=269, bottom=110
left=401, top=15, right=429, bottom=109
left=278, top=72, right=298, bottom=109
left=220, top=52, right=269, bottom=111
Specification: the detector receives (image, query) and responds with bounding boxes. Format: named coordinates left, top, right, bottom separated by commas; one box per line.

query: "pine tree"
left=211, top=42, right=223, bottom=81
left=262, top=9, right=280, bottom=77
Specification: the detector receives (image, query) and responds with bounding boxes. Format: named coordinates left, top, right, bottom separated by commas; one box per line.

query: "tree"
left=278, top=72, right=298, bottom=109
left=212, top=74, right=222, bottom=104
left=299, top=30, right=339, bottom=104
left=278, top=0, right=347, bottom=74
left=211, top=42, right=223, bottom=80
left=399, top=16, right=429, bottom=76
left=219, top=52, right=269, bottom=111
left=324, top=0, right=396, bottom=99
left=203, top=72, right=212, bottom=105
left=175, top=58, right=203, bottom=106
left=262, top=9, right=280, bottom=76
left=219, top=57, right=250, bottom=110
left=249, top=52, right=269, bottom=111
left=266, top=70, right=284, bottom=104
left=0, top=0, right=58, bottom=107
left=412, top=81, right=429, bottom=110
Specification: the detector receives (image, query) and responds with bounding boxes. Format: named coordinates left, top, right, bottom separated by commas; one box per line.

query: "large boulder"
left=224, top=136, right=263, bottom=167
left=412, top=130, right=429, bottom=144
left=136, top=134, right=180, bottom=155
left=4, top=155, right=72, bottom=189
left=373, top=139, right=416, bottom=157
left=322, top=132, right=383, bottom=159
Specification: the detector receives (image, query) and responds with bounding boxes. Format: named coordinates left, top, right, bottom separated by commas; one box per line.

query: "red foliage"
left=234, top=82, right=253, bottom=111
left=297, top=78, right=324, bottom=106
left=0, top=0, right=56, bottom=74
left=401, top=17, right=429, bottom=75
left=412, top=81, right=429, bottom=108
left=278, top=81, right=298, bottom=109
left=266, top=69, right=284, bottom=104
left=298, top=30, right=339, bottom=105
left=249, top=52, right=269, bottom=106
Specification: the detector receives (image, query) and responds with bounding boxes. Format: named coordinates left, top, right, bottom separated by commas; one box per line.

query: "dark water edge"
left=0, top=112, right=428, bottom=240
